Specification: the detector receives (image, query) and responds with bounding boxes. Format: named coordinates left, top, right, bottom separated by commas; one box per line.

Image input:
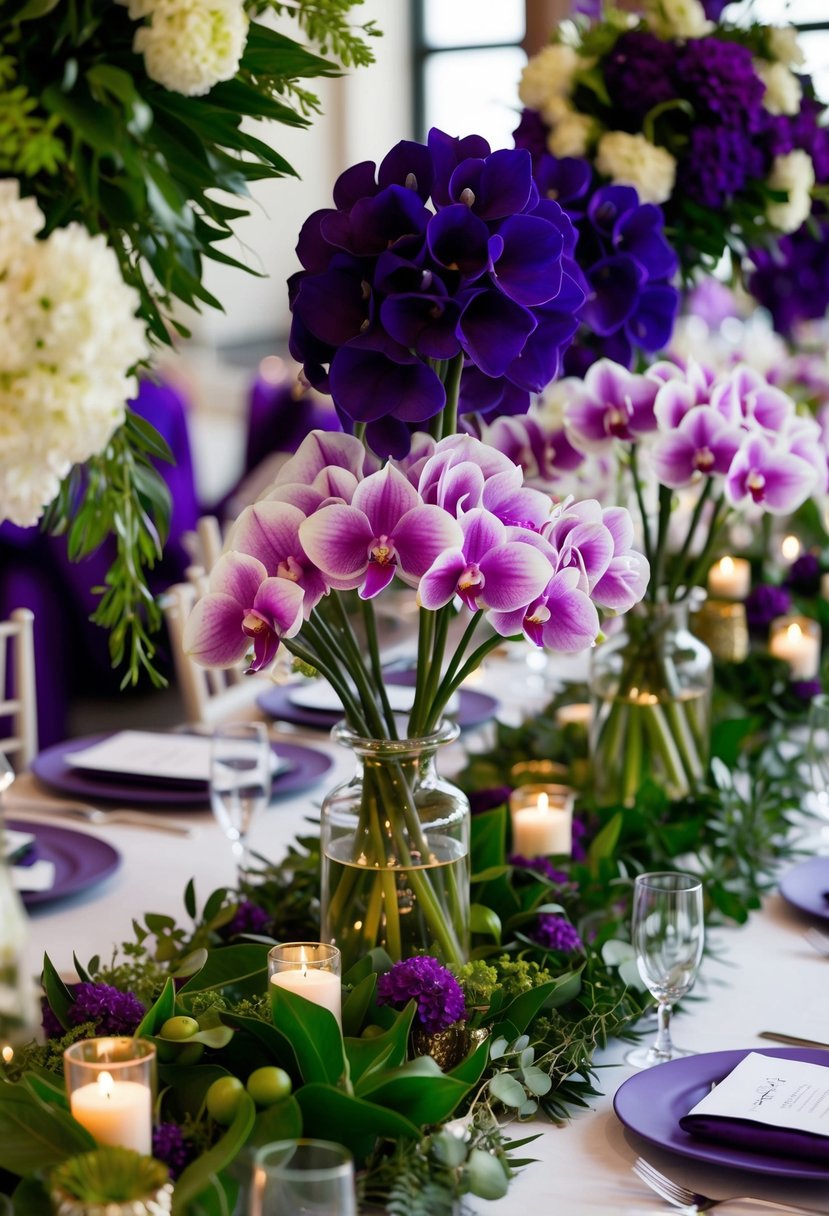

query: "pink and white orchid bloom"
left=725, top=432, right=818, bottom=515
left=227, top=501, right=329, bottom=614
left=488, top=566, right=602, bottom=653
left=299, top=462, right=463, bottom=598
left=183, top=551, right=304, bottom=672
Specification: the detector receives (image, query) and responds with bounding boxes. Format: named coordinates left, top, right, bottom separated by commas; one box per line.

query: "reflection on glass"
left=422, top=0, right=525, bottom=48
left=423, top=47, right=526, bottom=149
left=250, top=1140, right=356, bottom=1216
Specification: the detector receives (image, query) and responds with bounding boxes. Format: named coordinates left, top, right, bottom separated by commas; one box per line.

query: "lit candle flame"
left=781, top=535, right=801, bottom=562
left=719, top=556, right=734, bottom=576
left=537, top=791, right=549, bottom=814
left=787, top=623, right=803, bottom=643
left=2, top=1046, right=13, bottom=1065
left=98, top=1071, right=114, bottom=1100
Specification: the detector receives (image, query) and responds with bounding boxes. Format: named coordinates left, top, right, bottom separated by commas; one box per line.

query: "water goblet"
left=250, top=1139, right=356, bottom=1216
left=209, top=722, right=271, bottom=878
left=625, top=871, right=704, bottom=1069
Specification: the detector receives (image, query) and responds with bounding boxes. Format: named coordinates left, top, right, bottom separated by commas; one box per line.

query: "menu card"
left=680, top=1052, right=829, bottom=1161
left=67, top=731, right=287, bottom=785
left=289, top=682, right=459, bottom=714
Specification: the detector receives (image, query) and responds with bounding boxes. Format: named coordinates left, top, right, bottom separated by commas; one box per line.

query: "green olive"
left=205, top=1076, right=245, bottom=1126
left=360, top=1024, right=385, bottom=1039
left=245, top=1066, right=292, bottom=1106
left=159, top=1016, right=200, bottom=1041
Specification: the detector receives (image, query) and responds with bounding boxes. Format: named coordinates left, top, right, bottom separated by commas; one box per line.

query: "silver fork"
left=632, top=1156, right=826, bottom=1213
left=803, top=927, right=829, bottom=958
left=7, top=799, right=195, bottom=837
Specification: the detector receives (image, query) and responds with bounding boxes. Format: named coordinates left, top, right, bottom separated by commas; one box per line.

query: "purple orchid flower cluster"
left=483, top=358, right=825, bottom=600
left=183, top=428, right=648, bottom=684
left=288, top=127, right=587, bottom=458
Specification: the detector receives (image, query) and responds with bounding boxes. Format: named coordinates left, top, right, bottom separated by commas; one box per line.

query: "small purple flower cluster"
left=152, top=1123, right=193, bottom=1180
left=508, top=854, right=569, bottom=885
left=533, top=914, right=583, bottom=954
left=785, top=553, right=822, bottom=597
left=748, top=214, right=829, bottom=338
left=41, top=982, right=145, bottom=1039
left=376, top=957, right=466, bottom=1033
left=745, top=584, right=793, bottom=632
left=288, top=127, right=586, bottom=457
left=226, top=899, right=273, bottom=937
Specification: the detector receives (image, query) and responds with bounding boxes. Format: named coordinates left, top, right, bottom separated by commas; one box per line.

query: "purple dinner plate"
left=614, top=1046, right=829, bottom=1180
left=779, top=857, right=829, bottom=922
left=31, top=735, right=333, bottom=807
left=8, top=818, right=121, bottom=908
left=257, top=672, right=498, bottom=732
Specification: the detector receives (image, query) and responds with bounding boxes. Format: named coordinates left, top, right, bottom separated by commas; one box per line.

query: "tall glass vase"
left=320, top=722, right=470, bottom=973
left=589, top=599, right=713, bottom=807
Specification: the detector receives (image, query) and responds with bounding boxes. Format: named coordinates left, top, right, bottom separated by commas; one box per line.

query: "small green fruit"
left=465, top=1149, right=509, bottom=1200
left=174, top=1042, right=204, bottom=1066
left=246, top=1066, right=292, bottom=1106
left=206, top=1076, right=245, bottom=1125
left=360, top=1024, right=384, bottom=1039
left=159, top=1016, right=200, bottom=1041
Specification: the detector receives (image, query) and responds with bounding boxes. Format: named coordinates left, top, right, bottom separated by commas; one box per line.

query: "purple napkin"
left=679, top=1113, right=829, bottom=1163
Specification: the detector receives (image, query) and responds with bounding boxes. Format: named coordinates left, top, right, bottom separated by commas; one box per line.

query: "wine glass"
left=250, top=1140, right=356, bottom=1216
left=209, top=722, right=271, bottom=878
left=626, top=871, right=704, bottom=1070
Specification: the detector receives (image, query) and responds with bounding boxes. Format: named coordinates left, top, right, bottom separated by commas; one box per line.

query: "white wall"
left=187, top=0, right=413, bottom=348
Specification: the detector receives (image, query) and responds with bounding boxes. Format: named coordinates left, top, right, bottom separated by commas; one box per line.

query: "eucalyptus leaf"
left=488, top=1073, right=527, bottom=1109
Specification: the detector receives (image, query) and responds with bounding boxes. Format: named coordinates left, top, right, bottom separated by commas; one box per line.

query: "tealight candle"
left=769, top=615, right=822, bottom=680
left=64, top=1038, right=155, bottom=1155
left=269, top=942, right=342, bottom=1027
left=509, top=784, right=574, bottom=858
left=554, top=702, right=592, bottom=731
left=707, top=556, right=751, bottom=601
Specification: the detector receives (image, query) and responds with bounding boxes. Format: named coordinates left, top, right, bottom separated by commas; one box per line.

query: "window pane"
left=729, top=0, right=829, bottom=22
left=422, top=0, right=525, bottom=49
left=800, top=30, right=829, bottom=102
left=422, top=47, right=526, bottom=148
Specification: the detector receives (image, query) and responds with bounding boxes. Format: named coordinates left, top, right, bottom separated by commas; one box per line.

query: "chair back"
left=0, top=608, right=38, bottom=769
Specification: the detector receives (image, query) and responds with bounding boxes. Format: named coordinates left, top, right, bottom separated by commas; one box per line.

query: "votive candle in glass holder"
left=509, top=784, right=574, bottom=858
left=707, top=555, right=751, bottom=600
left=64, top=1038, right=155, bottom=1155
left=268, top=943, right=342, bottom=1027
left=554, top=702, right=592, bottom=732
left=769, top=615, right=822, bottom=680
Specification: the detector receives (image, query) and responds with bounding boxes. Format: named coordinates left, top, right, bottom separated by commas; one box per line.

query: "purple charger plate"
left=31, top=735, right=333, bottom=807
left=613, top=1046, right=829, bottom=1180
left=8, top=817, right=121, bottom=908
left=779, top=857, right=829, bottom=923
left=257, top=672, right=499, bottom=732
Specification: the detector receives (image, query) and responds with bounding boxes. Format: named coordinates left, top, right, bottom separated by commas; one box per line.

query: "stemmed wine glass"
left=209, top=722, right=272, bottom=878
left=626, top=871, right=704, bottom=1070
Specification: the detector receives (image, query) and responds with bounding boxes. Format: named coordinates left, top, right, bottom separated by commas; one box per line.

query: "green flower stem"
left=360, top=597, right=397, bottom=737
left=629, top=445, right=654, bottom=583
left=682, top=495, right=730, bottom=598
left=316, top=596, right=389, bottom=738
left=280, top=635, right=368, bottom=735
left=622, top=702, right=643, bottom=805
left=438, top=353, right=464, bottom=440
left=409, top=607, right=436, bottom=733
left=665, top=479, right=715, bottom=600
left=427, top=633, right=505, bottom=732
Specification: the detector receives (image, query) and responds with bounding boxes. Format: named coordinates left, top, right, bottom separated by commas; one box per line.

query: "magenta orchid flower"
left=228, top=501, right=329, bottom=614
left=590, top=506, right=651, bottom=612
left=563, top=359, right=659, bottom=450
left=651, top=406, right=744, bottom=488
left=272, top=430, right=375, bottom=489
left=183, top=551, right=304, bottom=672
left=299, top=462, right=462, bottom=598
left=652, top=359, right=716, bottom=430
left=417, top=508, right=553, bottom=611
left=709, top=365, right=795, bottom=433
left=725, top=433, right=818, bottom=515
left=488, top=566, right=601, bottom=652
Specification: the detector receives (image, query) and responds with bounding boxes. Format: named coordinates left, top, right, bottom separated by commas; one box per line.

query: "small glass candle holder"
left=554, top=702, right=592, bottom=732
left=707, top=555, right=751, bottom=600
left=768, top=614, right=822, bottom=680
left=509, top=783, right=574, bottom=858
left=268, top=943, right=342, bottom=1026
left=64, top=1038, right=155, bottom=1155
left=692, top=599, right=749, bottom=662
left=509, top=758, right=568, bottom=786
left=250, top=1139, right=356, bottom=1216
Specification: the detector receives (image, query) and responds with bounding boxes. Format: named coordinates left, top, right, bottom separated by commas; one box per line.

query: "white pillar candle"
left=269, top=968, right=342, bottom=1024
left=509, top=786, right=574, bottom=858
left=70, top=1070, right=152, bottom=1154
left=707, top=556, right=751, bottom=600
left=769, top=615, right=821, bottom=680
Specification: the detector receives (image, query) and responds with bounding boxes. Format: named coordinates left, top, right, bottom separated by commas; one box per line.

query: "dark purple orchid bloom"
left=183, top=552, right=305, bottom=671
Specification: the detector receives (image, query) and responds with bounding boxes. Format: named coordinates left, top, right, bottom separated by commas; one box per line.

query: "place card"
left=680, top=1052, right=829, bottom=1160
left=288, top=682, right=459, bottom=715
left=67, top=731, right=288, bottom=784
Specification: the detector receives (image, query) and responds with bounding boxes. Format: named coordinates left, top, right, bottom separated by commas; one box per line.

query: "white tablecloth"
left=10, top=660, right=829, bottom=1215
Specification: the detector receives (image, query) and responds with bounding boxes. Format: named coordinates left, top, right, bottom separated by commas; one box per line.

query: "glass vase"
left=589, top=599, right=713, bottom=806
left=320, top=722, right=470, bottom=973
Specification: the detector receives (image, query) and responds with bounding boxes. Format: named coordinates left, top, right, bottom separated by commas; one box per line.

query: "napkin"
left=12, top=859, right=56, bottom=893
left=4, top=829, right=35, bottom=863
left=680, top=1051, right=829, bottom=1163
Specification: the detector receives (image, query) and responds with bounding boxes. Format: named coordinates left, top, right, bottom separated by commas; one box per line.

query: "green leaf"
left=13, top=0, right=60, bottom=18
left=267, top=985, right=346, bottom=1086
left=341, top=972, right=377, bottom=1038
left=344, top=1002, right=414, bottom=1086
left=470, top=804, right=507, bottom=874
left=447, top=1036, right=489, bottom=1089
left=359, top=1055, right=471, bottom=1124
left=587, top=812, right=623, bottom=870
left=0, top=1080, right=95, bottom=1178
left=157, top=1063, right=230, bottom=1124
left=11, top=1177, right=52, bottom=1215
left=178, top=944, right=269, bottom=1001
left=294, top=1084, right=420, bottom=1165
left=41, top=955, right=74, bottom=1031
left=135, top=976, right=176, bottom=1037
left=172, top=1092, right=255, bottom=1216
left=218, top=1012, right=300, bottom=1085
left=470, top=903, right=501, bottom=943
left=489, top=1073, right=527, bottom=1109
left=248, top=1095, right=303, bottom=1147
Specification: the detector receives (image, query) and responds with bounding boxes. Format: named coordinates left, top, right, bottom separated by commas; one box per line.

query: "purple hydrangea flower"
left=42, top=982, right=145, bottom=1039
left=679, top=127, right=765, bottom=209
left=675, top=38, right=766, bottom=133
left=785, top=553, right=822, bottom=597
left=792, top=679, right=823, bottom=701
left=509, top=854, right=569, bottom=884
left=468, top=785, right=512, bottom=816
left=226, top=899, right=273, bottom=937
left=152, top=1123, right=193, bottom=1180
left=744, top=583, right=792, bottom=632
left=533, top=914, right=583, bottom=953
left=604, top=32, right=679, bottom=126
left=376, top=957, right=466, bottom=1032
left=748, top=215, right=829, bottom=338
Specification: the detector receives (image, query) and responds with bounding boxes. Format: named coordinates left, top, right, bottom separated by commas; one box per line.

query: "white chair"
left=182, top=514, right=225, bottom=575
left=0, top=608, right=38, bottom=769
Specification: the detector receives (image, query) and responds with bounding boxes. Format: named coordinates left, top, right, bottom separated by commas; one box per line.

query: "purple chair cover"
left=245, top=370, right=341, bottom=474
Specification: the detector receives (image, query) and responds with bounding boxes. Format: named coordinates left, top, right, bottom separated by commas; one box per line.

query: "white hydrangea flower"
left=547, top=111, right=599, bottom=159
left=768, top=25, right=805, bottom=68
left=0, top=181, right=43, bottom=273
left=596, top=132, right=677, bottom=205
left=756, top=59, right=802, bottom=116
left=0, top=182, right=148, bottom=527
left=133, top=0, right=248, bottom=97
left=518, top=44, right=581, bottom=111
left=645, top=0, right=713, bottom=40
left=766, top=150, right=815, bottom=234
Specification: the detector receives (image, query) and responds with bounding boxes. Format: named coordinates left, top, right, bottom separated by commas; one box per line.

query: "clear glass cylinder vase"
left=320, top=721, right=470, bottom=973
left=589, top=599, right=713, bottom=806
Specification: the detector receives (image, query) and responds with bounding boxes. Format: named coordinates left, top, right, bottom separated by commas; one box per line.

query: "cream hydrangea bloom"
left=645, top=0, right=713, bottom=40
left=0, top=182, right=148, bottom=527
left=768, top=26, right=805, bottom=68
left=756, top=60, right=802, bottom=116
left=133, top=0, right=248, bottom=97
left=547, top=111, right=599, bottom=159
left=596, top=131, right=677, bottom=205
left=766, top=150, right=815, bottom=234
left=518, top=44, right=581, bottom=111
